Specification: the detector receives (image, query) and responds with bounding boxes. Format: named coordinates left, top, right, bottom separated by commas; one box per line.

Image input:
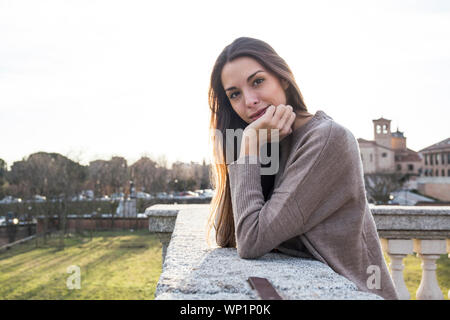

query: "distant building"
left=416, top=137, right=450, bottom=201
left=357, top=117, right=422, bottom=176
left=419, top=137, right=450, bottom=178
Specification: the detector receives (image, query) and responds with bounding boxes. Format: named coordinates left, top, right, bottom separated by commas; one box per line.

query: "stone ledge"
left=149, top=204, right=382, bottom=300
left=370, top=205, right=450, bottom=215
left=370, top=205, right=450, bottom=239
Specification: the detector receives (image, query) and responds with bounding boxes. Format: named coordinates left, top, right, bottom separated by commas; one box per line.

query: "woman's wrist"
left=239, top=129, right=261, bottom=158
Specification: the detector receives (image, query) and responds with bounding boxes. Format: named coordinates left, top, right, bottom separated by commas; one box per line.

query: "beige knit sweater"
left=227, top=110, right=399, bottom=300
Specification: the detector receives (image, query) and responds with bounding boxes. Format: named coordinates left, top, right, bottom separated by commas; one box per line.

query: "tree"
left=0, top=158, right=7, bottom=199
left=364, top=173, right=404, bottom=204
left=86, top=157, right=128, bottom=197
left=200, top=159, right=211, bottom=190
left=108, top=157, right=128, bottom=195
left=87, top=160, right=110, bottom=196
left=129, top=157, right=158, bottom=193
left=169, top=160, right=212, bottom=192
left=8, top=152, right=86, bottom=199
left=7, top=152, right=87, bottom=248
left=145, top=155, right=170, bottom=193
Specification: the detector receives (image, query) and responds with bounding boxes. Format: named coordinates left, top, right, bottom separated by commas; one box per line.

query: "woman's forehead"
left=221, top=57, right=266, bottom=87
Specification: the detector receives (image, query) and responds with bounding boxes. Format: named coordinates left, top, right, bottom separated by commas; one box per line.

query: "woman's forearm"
left=239, top=130, right=260, bottom=158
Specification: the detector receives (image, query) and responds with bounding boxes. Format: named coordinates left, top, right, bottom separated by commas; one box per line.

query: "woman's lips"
left=250, top=106, right=269, bottom=121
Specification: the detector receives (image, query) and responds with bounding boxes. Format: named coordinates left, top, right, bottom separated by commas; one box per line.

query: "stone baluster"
left=381, top=238, right=413, bottom=300
left=413, top=239, right=447, bottom=300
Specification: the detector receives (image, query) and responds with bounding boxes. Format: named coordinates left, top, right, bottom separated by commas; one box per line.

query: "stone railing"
left=147, top=206, right=179, bottom=265
left=370, top=205, right=450, bottom=300
left=146, top=204, right=382, bottom=300
left=147, top=204, right=450, bottom=300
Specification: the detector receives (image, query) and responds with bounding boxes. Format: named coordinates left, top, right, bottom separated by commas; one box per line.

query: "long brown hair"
left=207, top=37, right=308, bottom=248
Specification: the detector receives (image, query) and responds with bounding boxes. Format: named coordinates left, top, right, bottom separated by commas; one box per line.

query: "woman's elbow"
left=235, top=224, right=264, bottom=259
left=237, top=244, right=262, bottom=259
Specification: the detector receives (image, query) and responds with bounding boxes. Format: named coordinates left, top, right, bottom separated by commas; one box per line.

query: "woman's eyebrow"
left=225, top=70, right=264, bottom=92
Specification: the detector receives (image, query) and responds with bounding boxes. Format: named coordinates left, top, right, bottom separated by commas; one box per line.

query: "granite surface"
left=149, top=204, right=383, bottom=300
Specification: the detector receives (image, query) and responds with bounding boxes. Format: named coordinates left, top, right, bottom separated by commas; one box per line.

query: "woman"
left=207, top=37, right=398, bottom=300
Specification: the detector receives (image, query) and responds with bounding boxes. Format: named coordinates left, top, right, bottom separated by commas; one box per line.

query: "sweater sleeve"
left=227, top=121, right=362, bottom=259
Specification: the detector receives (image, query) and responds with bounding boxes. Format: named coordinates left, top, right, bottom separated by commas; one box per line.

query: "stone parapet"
left=371, top=205, right=450, bottom=299
left=370, top=205, right=450, bottom=239
left=147, top=204, right=382, bottom=300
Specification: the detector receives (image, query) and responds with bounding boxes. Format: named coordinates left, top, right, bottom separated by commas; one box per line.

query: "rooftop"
left=357, top=138, right=394, bottom=151
left=395, top=148, right=422, bottom=162
left=372, top=117, right=391, bottom=122
left=420, top=137, right=450, bottom=153
left=392, top=129, right=405, bottom=138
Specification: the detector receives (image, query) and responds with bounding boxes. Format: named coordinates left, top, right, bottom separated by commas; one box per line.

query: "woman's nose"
left=243, top=91, right=259, bottom=108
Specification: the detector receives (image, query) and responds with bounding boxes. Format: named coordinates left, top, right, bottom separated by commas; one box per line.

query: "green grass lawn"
left=1, top=231, right=448, bottom=300
left=0, top=230, right=162, bottom=300
left=384, top=253, right=450, bottom=300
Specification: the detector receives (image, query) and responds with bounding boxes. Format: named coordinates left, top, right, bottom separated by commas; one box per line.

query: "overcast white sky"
left=1, top=0, right=449, bottom=168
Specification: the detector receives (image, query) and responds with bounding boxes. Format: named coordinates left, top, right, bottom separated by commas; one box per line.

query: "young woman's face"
left=221, top=56, right=288, bottom=124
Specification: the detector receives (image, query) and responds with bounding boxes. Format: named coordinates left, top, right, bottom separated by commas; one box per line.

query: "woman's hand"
left=246, top=104, right=296, bottom=144
left=239, top=104, right=296, bottom=157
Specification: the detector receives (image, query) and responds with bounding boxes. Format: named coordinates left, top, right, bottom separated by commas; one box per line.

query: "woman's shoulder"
left=299, top=111, right=355, bottom=142
left=292, top=110, right=358, bottom=155
left=327, top=116, right=356, bottom=144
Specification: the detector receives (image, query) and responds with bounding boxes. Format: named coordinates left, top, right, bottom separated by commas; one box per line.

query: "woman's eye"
left=253, top=78, right=264, bottom=86
left=229, top=92, right=239, bottom=99
left=228, top=79, right=263, bottom=100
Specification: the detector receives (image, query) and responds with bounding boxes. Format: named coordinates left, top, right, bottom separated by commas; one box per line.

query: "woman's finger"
left=271, top=104, right=288, bottom=124
left=278, top=106, right=294, bottom=129
left=263, top=105, right=277, bottom=121
left=280, top=111, right=296, bottom=138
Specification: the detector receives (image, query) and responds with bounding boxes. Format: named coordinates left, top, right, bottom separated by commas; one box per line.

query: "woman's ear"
left=281, top=79, right=289, bottom=90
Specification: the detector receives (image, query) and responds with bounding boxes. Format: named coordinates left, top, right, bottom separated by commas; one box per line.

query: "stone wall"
left=147, top=204, right=382, bottom=300
left=418, top=182, right=450, bottom=201
left=36, top=217, right=149, bottom=233
left=0, top=224, right=36, bottom=246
